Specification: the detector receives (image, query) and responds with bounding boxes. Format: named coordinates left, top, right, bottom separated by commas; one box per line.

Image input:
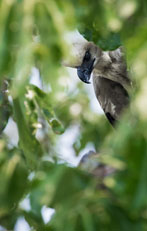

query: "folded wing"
left=93, top=76, right=129, bottom=126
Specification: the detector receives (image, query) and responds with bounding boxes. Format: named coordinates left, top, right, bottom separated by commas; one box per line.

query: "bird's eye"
left=84, top=51, right=91, bottom=61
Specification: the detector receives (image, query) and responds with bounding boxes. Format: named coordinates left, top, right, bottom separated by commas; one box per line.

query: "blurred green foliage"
left=0, top=0, right=147, bottom=230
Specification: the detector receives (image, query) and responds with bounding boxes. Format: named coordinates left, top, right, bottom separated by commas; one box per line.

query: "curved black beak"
left=77, top=58, right=95, bottom=84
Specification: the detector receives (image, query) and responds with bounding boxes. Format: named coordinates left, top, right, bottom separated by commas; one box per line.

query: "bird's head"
left=77, top=42, right=101, bottom=84
left=62, top=31, right=102, bottom=84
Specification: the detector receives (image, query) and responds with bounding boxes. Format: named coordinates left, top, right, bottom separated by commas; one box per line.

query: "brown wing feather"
left=93, top=76, right=129, bottom=126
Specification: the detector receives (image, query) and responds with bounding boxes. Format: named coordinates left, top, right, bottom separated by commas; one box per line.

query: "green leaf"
left=13, top=98, right=43, bottom=169
left=97, top=33, right=122, bottom=51
left=50, top=119, right=64, bottom=135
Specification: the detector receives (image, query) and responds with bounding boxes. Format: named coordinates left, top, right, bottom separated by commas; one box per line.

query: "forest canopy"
left=0, top=0, right=147, bottom=230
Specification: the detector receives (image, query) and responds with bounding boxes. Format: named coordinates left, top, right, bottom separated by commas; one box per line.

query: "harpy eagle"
left=63, top=32, right=131, bottom=126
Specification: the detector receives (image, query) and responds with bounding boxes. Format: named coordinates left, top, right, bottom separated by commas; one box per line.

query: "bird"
left=63, top=31, right=132, bottom=126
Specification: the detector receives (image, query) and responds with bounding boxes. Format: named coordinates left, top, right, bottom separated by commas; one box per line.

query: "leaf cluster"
left=0, top=0, right=147, bottom=230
